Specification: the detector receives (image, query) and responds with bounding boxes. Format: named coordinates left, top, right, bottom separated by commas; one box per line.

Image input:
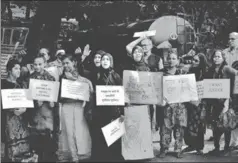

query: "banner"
left=96, top=86, right=125, bottom=106
left=1, top=89, right=34, bottom=109
left=123, top=70, right=163, bottom=105
left=133, top=30, right=156, bottom=38
left=61, top=79, right=90, bottom=101
left=234, top=76, right=238, bottom=94
left=203, top=79, right=230, bottom=98
left=122, top=105, right=154, bottom=160
left=163, top=74, right=198, bottom=103
left=28, top=79, right=60, bottom=102
left=101, top=118, right=125, bottom=147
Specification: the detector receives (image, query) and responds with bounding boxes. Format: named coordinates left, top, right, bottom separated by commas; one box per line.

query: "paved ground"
left=147, top=128, right=238, bottom=162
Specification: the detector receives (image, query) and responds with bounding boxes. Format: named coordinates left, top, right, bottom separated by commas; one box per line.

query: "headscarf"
left=131, top=46, right=150, bottom=71
left=101, top=53, right=114, bottom=69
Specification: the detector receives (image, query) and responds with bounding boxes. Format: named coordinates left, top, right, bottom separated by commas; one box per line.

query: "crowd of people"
left=1, top=31, right=238, bottom=162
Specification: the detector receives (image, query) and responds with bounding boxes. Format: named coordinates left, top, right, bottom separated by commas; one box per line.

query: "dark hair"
left=211, top=49, right=228, bottom=66
left=196, top=53, right=209, bottom=70
left=94, top=50, right=106, bottom=57
left=61, top=53, right=77, bottom=62
left=6, top=58, right=20, bottom=72
left=34, top=53, right=47, bottom=62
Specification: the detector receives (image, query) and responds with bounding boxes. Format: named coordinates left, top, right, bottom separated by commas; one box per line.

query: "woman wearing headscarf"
left=91, top=53, right=125, bottom=162
left=183, top=53, right=209, bottom=155
left=205, top=49, right=238, bottom=156
left=1, top=59, right=37, bottom=162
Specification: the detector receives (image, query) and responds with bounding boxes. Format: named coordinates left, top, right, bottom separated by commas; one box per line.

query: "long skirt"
left=57, top=101, right=92, bottom=162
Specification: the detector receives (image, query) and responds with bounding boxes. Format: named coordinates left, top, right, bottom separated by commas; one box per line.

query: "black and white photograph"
left=1, top=0, right=238, bottom=162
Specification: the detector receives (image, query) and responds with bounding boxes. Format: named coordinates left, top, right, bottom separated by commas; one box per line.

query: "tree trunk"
left=25, top=3, right=31, bottom=20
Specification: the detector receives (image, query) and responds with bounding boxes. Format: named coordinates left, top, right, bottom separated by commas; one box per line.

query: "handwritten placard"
left=101, top=118, right=125, bottom=147
left=122, top=105, right=154, bottom=160
left=96, top=86, right=125, bottom=106
left=234, top=76, right=238, bottom=94
left=196, top=81, right=204, bottom=99
left=28, top=79, right=60, bottom=102
left=1, top=89, right=34, bottom=109
left=203, top=79, right=230, bottom=98
left=163, top=74, right=198, bottom=104
left=123, top=70, right=163, bottom=105
left=133, top=30, right=156, bottom=38
left=61, top=79, right=90, bottom=101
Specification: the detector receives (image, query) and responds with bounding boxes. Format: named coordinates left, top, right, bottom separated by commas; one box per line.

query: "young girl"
left=205, top=50, right=238, bottom=155
left=157, top=52, right=187, bottom=158
left=183, top=53, right=209, bottom=155
left=27, top=54, right=57, bottom=162
left=1, top=59, right=36, bottom=162
left=91, top=53, right=124, bottom=161
left=57, top=54, right=93, bottom=162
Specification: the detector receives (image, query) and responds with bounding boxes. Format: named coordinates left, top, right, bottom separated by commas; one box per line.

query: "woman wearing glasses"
left=183, top=53, right=209, bottom=155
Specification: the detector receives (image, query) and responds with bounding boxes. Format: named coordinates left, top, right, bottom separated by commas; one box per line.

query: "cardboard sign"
left=28, top=79, right=60, bottom=102
left=163, top=74, right=198, bottom=104
left=196, top=81, right=204, bottom=99
left=133, top=30, right=156, bottom=38
left=123, top=70, right=163, bottom=105
left=1, top=89, right=34, bottom=109
left=101, top=118, right=125, bottom=147
left=234, top=76, right=238, bottom=94
left=203, top=79, right=230, bottom=98
left=61, top=79, right=90, bottom=101
left=122, top=105, right=154, bottom=160
left=96, top=86, right=125, bottom=106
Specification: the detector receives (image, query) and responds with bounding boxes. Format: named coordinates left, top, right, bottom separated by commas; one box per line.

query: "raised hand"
left=83, top=44, right=91, bottom=57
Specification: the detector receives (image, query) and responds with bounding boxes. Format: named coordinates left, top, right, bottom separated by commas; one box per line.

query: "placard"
left=28, top=79, right=60, bottom=102
left=101, top=118, right=125, bottom=147
left=96, top=86, right=125, bottom=106
left=133, top=30, right=156, bottom=38
left=61, top=79, right=90, bottom=101
left=163, top=74, right=198, bottom=104
left=197, top=81, right=204, bottom=99
left=203, top=79, right=230, bottom=98
left=234, top=76, right=238, bottom=94
left=123, top=70, right=163, bottom=105
left=122, top=105, right=154, bottom=160
left=1, top=89, right=34, bottom=109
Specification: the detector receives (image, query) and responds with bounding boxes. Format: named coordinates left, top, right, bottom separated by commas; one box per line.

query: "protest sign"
left=163, top=74, right=198, bottom=103
left=28, top=79, right=60, bottom=102
left=123, top=70, right=163, bottom=105
left=96, top=86, right=125, bottom=106
left=203, top=79, right=230, bottom=98
left=133, top=30, right=156, bottom=38
left=122, top=105, right=154, bottom=160
left=196, top=81, right=204, bottom=99
left=101, top=118, right=125, bottom=147
left=61, top=79, right=90, bottom=101
left=234, top=76, right=238, bottom=94
left=1, top=89, right=34, bottom=109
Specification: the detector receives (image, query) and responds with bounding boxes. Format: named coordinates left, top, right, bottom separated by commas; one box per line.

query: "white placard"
left=101, top=118, right=125, bottom=147
left=96, top=86, right=125, bottom=106
left=133, top=30, right=156, bottom=38
left=61, top=79, right=90, bottom=101
left=203, top=79, right=230, bottom=98
left=234, top=76, right=238, bottom=94
left=163, top=74, right=198, bottom=104
left=28, top=79, right=60, bottom=102
left=1, top=89, right=34, bottom=109
left=197, top=81, right=204, bottom=99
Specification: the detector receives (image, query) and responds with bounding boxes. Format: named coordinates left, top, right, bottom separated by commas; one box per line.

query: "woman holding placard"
left=205, top=49, right=238, bottom=156
left=157, top=52, right=187, bottom=158
left=91, top=53, right=125, bottom=161
left=183, top=53, right=209, bottom=155
left=26, top=54, right=57, bottom=162
left=1, top=58, right=36, bottom=162
left=57, top=54, right=93, bottom=162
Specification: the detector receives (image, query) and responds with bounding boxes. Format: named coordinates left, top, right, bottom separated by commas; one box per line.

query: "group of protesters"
left=1, top=30, right=238, bottom=162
